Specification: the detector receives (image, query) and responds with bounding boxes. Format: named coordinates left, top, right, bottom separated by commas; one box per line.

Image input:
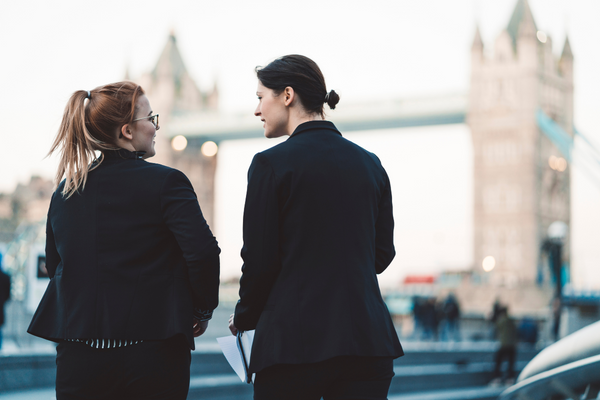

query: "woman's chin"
left=143, top=149, right=156, bottom=159
left=265, top=129, right=286, bottom=139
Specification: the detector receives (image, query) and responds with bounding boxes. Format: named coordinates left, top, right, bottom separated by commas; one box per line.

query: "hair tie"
left=86, top=91, right=91, bottom=99
left=324, top=91, right=330, bottom=103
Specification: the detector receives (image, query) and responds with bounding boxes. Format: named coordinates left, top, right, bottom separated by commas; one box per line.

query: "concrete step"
left=398, top=348, right=537, bottom=366
left=0, top=367, right=512, bottom=400
left=0, top=388, right=55, bottom=400
left=0, top=345, right=533, bottom=397
left=389, top=386, right=506, bottom=400
left=0, top=347, right=532, bottom=393
left=184, top=361, right=526, bottom=399
left=389, top=361, right=525, bottom=394
left=187, top=375, right=252, bottom=400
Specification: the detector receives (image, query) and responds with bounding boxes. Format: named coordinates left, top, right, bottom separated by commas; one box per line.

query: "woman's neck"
left=287, top=111, right=323, bottom=136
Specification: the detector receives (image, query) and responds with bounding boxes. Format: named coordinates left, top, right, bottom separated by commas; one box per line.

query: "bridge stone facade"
left=465, top=0, right=573, bottom=315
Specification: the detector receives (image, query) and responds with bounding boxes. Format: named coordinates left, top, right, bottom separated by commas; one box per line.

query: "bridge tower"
left=467, top=0, right=573, bottom=308
left=139, top=32, right=219, bottom=226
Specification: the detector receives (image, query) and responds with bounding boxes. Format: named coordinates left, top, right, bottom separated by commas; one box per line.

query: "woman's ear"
left=120, top=124, right=133, bottom=140
left=283, top=86, right=295, bottom=107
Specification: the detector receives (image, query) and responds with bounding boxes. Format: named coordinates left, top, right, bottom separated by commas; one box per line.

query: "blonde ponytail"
left=48, top=82, right=144, bottom=198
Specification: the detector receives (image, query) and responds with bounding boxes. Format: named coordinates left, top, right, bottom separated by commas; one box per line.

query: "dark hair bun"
left=325, top=90, right=340, bottom=110
left=257, top=55, right=336, bottom=116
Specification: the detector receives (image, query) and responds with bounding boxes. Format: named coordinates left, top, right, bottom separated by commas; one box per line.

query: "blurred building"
left=0, top=177, right=52, bottom=348
left=0, top=194, right=15, bottom=243
left=0, top=176, right=53, bottom=244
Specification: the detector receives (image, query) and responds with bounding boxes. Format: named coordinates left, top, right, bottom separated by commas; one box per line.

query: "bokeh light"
left=171, top=135, right=188, bottom=151
left=536, top=31, right=547, bottom=43
left=549, top=155, right=567, bottom=172
left=201, top=141, right=218, bottom=157
left=482, top=256, right=496, bottom=272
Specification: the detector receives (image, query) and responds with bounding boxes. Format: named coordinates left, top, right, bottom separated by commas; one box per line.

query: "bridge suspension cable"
left=537, top=109, right=600, bottom=189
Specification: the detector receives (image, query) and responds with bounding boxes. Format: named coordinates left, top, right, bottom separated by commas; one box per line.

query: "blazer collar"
left=102, top=148, right=146, bottom=160
left=289, top=120, right=341, bottom=138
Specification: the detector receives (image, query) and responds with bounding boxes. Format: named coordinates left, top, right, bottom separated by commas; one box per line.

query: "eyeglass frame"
left=132, top=113, right=159, bottom=128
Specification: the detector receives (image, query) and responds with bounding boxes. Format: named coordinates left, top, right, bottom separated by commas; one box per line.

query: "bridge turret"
left=559, top=37, right=574, bottom=79
left=471, top=26, right=484, bottom=62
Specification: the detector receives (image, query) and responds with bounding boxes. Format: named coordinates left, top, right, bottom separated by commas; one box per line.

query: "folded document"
left=216, top=330, right=255, bottom=384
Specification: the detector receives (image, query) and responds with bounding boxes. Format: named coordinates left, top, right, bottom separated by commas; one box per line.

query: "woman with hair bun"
left=229, top=55, right=403, bottom=399
left=28, top=81, right=220, bottom=400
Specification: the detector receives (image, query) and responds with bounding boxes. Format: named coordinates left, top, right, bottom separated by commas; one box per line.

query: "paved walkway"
left=389, top=386, right=506, bottom=400
left=0, top=303, right=528, bottom=399
left=0, top=388, right=55, bottom=400
left=0, top=384, right=510, bottom=400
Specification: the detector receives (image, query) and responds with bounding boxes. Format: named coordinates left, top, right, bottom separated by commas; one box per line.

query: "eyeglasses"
left=133, top=113, right=159, bottom=128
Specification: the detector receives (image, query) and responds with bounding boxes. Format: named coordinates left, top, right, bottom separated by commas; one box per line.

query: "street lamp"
left=542, top=221, right=567, bottom=299
left=541, top=221, right=568, bottom=341
left=547, top=221, right=568, bottom=241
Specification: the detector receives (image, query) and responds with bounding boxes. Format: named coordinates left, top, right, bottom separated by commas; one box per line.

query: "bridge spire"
left=507, top=0, right=537, bottom=50
left=471, top=25, right=484, bottom=51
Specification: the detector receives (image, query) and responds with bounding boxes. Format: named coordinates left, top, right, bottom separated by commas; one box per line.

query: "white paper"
left=217, top=330, right=256, bottom=383
left=239, top=331, right=255, bottom=383
left=240, top=330, right=255, bottom=367
left=216, top=335, right=247, bottom=382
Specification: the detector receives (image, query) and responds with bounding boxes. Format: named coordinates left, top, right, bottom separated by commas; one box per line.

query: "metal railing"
left=500, top=320, right=600, bottom=400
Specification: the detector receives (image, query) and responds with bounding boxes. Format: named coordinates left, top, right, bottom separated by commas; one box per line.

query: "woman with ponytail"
left=28, top=82, right=220, bottom=400
left=229, top=55, right=403, bottom=399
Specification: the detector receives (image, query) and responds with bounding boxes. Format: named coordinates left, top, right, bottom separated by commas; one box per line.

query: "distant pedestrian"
left=440, top=293, right=461, bottom=341
left=492, top=307, right=517, bottom=384
left=228, top=55, right=403, bottom=400
left=0, top=254, right=10, bottom=351
left=412, top=296, right=424, bottom=339
left=27, top=82, right=220, bottom=400
left=489, top=298, right=503, bottom=340
left=421, top=297, right=439, bottom=340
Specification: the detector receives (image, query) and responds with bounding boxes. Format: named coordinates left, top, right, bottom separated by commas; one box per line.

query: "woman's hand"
left=193, top=319, right=209, bottom=337
left=229, top=313, right=238, bottom=336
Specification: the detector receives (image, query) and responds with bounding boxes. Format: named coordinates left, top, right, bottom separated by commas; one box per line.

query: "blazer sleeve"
left=375, top=169, right=395, bottom=274
left=234, top=153, right=281, bottom=331
left=160, top=169, right=221, bottom=316
left=45, top=194, right=61, bottom=279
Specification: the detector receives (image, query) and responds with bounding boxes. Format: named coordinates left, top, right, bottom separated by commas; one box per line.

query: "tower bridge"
left=0, top=1, right=591, bottom=399
left=138, top=0, right=573, bottom=317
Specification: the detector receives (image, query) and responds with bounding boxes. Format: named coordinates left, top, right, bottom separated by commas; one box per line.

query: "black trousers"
left=56, top=335, right=191, bottom=400
left=254, top=356, right=395, bottom=400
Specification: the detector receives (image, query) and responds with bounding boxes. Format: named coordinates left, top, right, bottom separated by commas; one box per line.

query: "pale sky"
left=1, top=0, right=598, bottom=192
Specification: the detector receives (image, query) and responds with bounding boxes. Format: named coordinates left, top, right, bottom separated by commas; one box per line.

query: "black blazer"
left=28, top=149, right=220, bottom=349
left=234, top=121, right=403, bottom=373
